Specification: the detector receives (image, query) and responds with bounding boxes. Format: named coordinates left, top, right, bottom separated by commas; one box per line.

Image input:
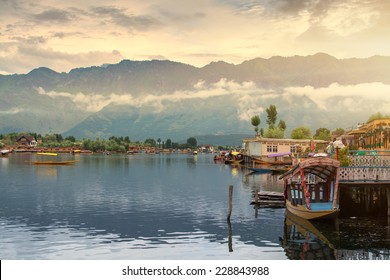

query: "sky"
left=2, top=0, right=390, bottom=74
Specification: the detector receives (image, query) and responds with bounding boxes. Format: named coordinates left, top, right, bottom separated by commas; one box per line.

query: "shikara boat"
left=31, top=152, right=77, bottom=165
left=279, top=156, right=340, bottom=221
left=32, top=160, right=77, bottom=165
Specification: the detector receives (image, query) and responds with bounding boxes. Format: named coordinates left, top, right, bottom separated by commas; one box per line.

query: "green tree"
left=367, top=112, right=390, bottom=122
left=291, top=126, right=312, bottom=139
left=264, top=128, right=285, bottom=139
left=313, top=128, right=331, bottom=141
left=186, top=137, right=197, bottom=148
left=165, top=139, right=172, bottom=149
left=65, top=135, right=76, bottom=142
left=332, top=128, right=345, bottom=137
left=144, top=138, right=157, bottom=147
left=157, top=138, right=162, bottom=148
left=250, top=115, right=261, bottom=136
left=278, top=120, right=286, bottom=131
left=266, top=105, right=278, bottom=129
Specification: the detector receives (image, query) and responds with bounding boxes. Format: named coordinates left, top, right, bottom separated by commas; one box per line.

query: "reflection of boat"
left=225, top=158, right=243, bottom=165
left=280, top=212, right=337, bottom=260
left=279, top=156, right=340, bottom=220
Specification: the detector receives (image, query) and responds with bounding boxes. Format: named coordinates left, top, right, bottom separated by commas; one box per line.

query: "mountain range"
left=1, top=53, right=390, bottom=144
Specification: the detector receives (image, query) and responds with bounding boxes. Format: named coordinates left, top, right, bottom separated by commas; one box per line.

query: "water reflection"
left=280, top=213, right=390, bottom=260
left=280, top=212, right=337, bottom=259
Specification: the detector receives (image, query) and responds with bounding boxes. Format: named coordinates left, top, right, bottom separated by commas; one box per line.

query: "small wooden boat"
left=279, top=156, right=340, bottom=221
left=32, top=160, right=77, bottom=165
left=31, top=152, right=77, bottom=165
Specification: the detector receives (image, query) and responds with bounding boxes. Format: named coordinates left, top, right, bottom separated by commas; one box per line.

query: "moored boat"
left=32, top=160, right=77, bottom=165
left=30, top=152, right=77, bottom=165
left=279, top=156, right=340, bottom=221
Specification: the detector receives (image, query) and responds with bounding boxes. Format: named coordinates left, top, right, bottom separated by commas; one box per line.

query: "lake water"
left=1, top=153, right=389, bottom=260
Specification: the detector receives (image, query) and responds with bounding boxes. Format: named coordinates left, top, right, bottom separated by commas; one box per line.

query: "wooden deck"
left=251, top=191, right=285, bottom=208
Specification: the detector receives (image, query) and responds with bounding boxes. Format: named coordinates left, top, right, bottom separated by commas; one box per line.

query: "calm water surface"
left=0, top=153, right=389, bottom=259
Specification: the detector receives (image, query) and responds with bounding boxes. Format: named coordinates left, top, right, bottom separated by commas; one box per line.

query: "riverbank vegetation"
left=0, top=133, right=200, bottom=153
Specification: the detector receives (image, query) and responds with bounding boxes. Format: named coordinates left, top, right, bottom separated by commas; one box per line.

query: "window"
left=290, top=145, right=297, bottom=153
left=267, top=145, right=278, bottom=153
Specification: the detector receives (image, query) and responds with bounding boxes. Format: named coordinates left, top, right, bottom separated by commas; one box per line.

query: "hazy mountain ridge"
left=1, top=53, right=390, bottom=142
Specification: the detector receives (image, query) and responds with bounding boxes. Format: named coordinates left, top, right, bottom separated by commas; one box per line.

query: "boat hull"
left=285, top=201, right=339, bottom=221
left=32, top=160, right=77, bottom=165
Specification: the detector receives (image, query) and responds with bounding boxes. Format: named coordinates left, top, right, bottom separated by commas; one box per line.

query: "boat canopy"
left=279, top=157, right=340, bottom=181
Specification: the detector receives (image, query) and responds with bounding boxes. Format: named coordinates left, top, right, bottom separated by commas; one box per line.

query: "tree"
left=65, top=135, right=76, bottom=142
left=266, top=105, right=277, bottom=129
left=186, top=137, right=197, bottom=148
left=332, top=128, right=345, bottom=137
left=367, top=112, right=390, bottom=122
left=264, top=128, right=285, bottom=139
left=157, top=138, right=161, bottom=148
left=144, top=138, right=157, bottom=147
left=251, top=115, right=261, bottom=136
left=278, top=120, right=286, bottom=131
left=165, top=139, right=172, bottom=149
left=313, top=127, right=331, bottom=141
left=291, top=126, right=312, bottom=139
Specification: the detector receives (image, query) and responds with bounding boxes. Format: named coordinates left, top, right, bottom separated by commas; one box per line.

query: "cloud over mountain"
left=1, top=54, right=390, bottom=140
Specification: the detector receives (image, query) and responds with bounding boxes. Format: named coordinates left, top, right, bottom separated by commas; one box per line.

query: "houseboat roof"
left=279, top=157, right=340, bottom=181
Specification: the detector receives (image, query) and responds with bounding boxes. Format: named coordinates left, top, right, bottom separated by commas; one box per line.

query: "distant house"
left=16, top=135, right=37, bottom=147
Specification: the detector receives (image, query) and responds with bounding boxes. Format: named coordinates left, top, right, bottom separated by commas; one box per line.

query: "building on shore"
left=343, top=118, right=390, bottom=150
left=15, top=135, right=37, bottom=147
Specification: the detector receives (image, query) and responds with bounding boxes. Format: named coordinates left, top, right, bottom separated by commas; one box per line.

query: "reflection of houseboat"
left=280, top=212, right=337, bottom=260
left=279, top=156, right=340, bottom=220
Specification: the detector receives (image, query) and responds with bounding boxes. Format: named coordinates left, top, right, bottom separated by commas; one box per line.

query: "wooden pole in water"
left=227, top=185, right=233, bottom=222
left=387, top=187, right=390, bottom=217
left=254, top=185, right=259, bottom=218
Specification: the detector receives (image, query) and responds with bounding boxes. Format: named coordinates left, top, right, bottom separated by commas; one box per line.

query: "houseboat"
left=279, top=156, right=341, bottom=220
left=242, top=137, right=327, bottom=165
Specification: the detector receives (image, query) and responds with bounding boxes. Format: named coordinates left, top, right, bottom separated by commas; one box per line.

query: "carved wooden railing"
left=339, top=151, right=390, bottom=182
